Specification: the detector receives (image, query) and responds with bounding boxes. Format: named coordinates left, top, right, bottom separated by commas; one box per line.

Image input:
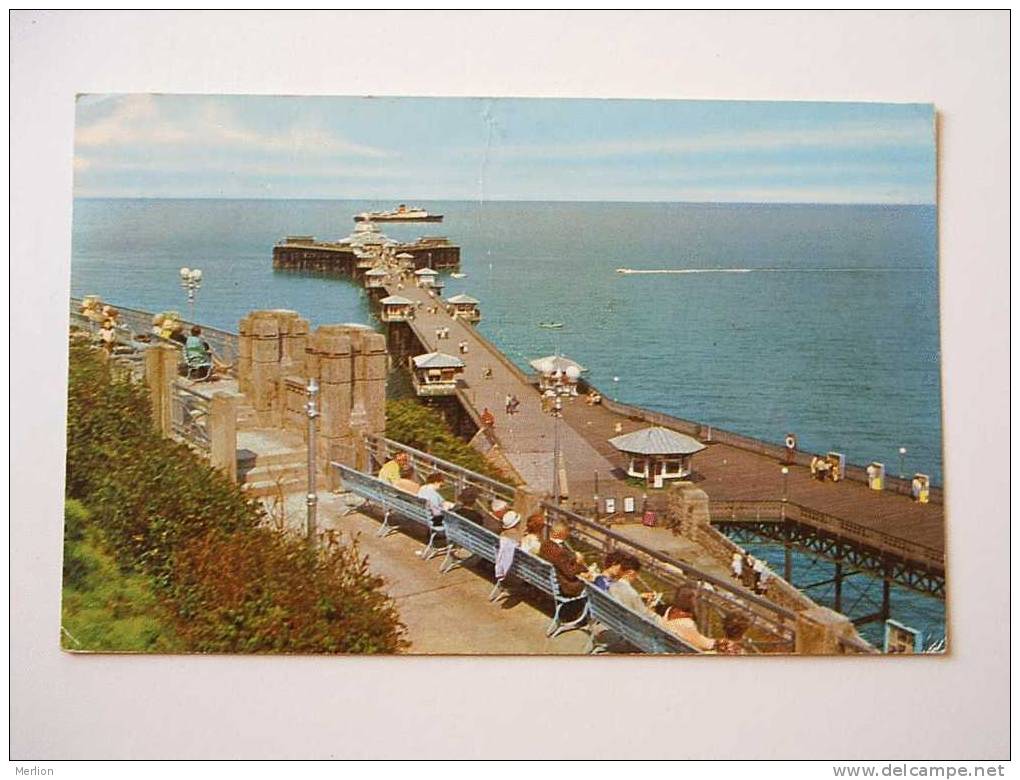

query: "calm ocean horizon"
left=70, top=196, right=946, bottom=645
left=71, top=197, right=943, bottom=484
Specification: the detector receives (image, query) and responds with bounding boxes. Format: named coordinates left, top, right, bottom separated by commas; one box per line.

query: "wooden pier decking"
left=375, top=274, right=945, bottom=575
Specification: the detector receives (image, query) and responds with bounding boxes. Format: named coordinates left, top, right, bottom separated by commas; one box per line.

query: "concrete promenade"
left=384, top=280, right=617, bottom=498
left=274, top=492, right=589, bottom=654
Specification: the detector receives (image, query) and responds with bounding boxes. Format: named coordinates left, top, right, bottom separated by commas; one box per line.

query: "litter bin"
left=867, top=462, right=885, bottom=491
left=912, top=473, right=930, bottom=503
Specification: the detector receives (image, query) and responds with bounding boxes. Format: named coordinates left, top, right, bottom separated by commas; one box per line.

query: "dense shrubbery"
left=384, top=399, right=512, bottom=482
left=64, top=342, right=406, bottom=653
left=61, top=499, right=182, bottom=652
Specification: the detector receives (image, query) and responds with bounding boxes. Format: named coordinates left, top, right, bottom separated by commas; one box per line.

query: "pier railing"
left=540, top=501, right=798, bottom=649
left=584, top=380, right=942, bottom=503
left=70, top=297, right=240, bottom=373
left=710, top=499, right=945, bottom=571
left=362, top=434, right=797, bottom=650
left=170, top=381, right=213, bottom=453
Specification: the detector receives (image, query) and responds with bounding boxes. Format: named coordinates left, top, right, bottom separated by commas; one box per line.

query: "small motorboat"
left=539, top=321, right=564, bottom=329
left=450, top=272, right=467, bottom=279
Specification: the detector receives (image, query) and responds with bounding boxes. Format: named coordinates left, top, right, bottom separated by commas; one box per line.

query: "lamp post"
left=305, top=378, right=319, bottom=547
left=552, top=395, right=563, bottom=505
left=898, top=447, right=907, bottom=479
left=179, top=266, right=202, bottom=324
left=612, top=375, right=619, bottom=401
left=781, top=466, right=790, bottom=502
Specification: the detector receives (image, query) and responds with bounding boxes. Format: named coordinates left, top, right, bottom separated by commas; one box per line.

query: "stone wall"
left=237, top=310, right=387, bottom=478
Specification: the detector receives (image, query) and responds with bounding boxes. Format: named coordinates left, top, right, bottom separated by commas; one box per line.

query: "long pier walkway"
left=383, top=280, right=616, bottom=498
left=379, top=276, right=945, bottom=579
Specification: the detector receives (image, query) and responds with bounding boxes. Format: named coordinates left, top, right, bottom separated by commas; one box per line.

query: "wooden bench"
left=335, top=463, right=447, bottom=560
left=440, top=510, right=500, bottom=575
left=584, top=584, right=699, bottom=655
left=441, top=512, right=588, bottom=637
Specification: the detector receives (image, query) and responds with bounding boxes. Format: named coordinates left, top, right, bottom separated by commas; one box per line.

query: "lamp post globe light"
left=781, top=466, right=790, bottom=502
left=179, top=266, right=203, bottom=323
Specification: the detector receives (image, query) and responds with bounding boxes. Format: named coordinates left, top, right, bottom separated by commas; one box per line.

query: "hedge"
left=384, top=398, right=512, bottom=482
left=64, top=342, right=406, bottom=654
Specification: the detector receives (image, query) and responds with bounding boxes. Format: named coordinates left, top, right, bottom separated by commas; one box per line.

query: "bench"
left=584, top=584, right=699, bottom=655
left=441, top=512, right=587, bottom=637
left=440, top=510, right=500, bottom=575
left=335, top=463, right=447, bottom=560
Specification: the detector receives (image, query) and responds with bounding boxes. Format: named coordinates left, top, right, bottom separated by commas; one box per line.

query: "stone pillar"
left=308, top=325, right=354, bottom=474
left=209, top=391, right=239, bottom=482
left=351, top=329, right=388, bottom=436
left=144, top=344, right=178, bottom=436
left=665, top=481, right=712, bottom=538
left=237, top=315, right=254, bottom=395
left=273, top=309, right=309, bottom=376
left=795, top=606, right=858, bottom=655
left=249, top=312, right=282, bottom=427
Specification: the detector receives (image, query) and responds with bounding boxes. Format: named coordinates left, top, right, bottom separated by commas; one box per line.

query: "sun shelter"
left=364, top=267, right=389, bottom=289
left=379, top=295, right=414, bottom=322
left=609, top=426, right=706, bottom=486
left=410, top=351, right=465, bottom=396
left=446, top=293, right=481, bottom=323
left=414, top=267, right=439, bottom=286
left=529, top=354, right=587, bottom=395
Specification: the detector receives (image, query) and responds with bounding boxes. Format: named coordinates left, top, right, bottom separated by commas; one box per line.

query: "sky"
left=73, top=94, right=936, bottom=204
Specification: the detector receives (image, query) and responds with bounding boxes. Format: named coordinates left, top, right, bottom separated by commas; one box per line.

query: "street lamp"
left=552, top=395, right=563, bottom=505
left=612, top=376, right=619, bottom=401
left=898, top=447, right=907, bottom=479
left=781, top=466, right=790, bottom=502
left=305, top=378, right=320, bottom=547
left=179, top=266, right=203, bottom=323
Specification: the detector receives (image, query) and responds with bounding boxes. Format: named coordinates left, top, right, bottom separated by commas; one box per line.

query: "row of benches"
left=334, top=463, right=698, bottom=654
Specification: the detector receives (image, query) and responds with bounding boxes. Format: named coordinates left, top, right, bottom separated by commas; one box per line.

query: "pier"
left=272, top=234, right=460, bottom=275
left=362, top=267, right=945, bottom=617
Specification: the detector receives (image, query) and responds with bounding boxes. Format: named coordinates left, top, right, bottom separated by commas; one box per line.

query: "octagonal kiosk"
left=609, top=426, right=707, bottom=488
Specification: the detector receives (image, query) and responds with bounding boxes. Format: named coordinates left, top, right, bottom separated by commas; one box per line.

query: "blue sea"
left=70, top=198, right=945, bottom=647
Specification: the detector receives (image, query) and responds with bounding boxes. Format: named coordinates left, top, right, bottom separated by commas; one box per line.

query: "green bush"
left=62, top=500, right=181, bottom=652
left=385, top=398, right=513, bottom=482
left=64, top=342, right=406, bottom=654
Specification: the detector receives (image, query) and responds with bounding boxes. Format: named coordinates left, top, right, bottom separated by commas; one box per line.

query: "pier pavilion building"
left=609, top=426, right=707, bottom=486
left=410, top=351, right=465, bottom=397
left=446, top=294, right=481, bottom=323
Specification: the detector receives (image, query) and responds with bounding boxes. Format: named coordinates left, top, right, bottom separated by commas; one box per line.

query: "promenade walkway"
left=383, top=280, right=616, bottom=498
left=273, top=492, right=589, bottom=654
left=378, top=277, right=944, bottom=569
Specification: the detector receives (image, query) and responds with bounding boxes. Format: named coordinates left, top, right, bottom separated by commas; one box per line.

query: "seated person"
left=717, top=613, right=751, bottom=655
left=377, top=451, right=409, bottom=485
left=485, top=498, right=520, bottom=535
left=392, top=465, right=421, bottom=495
left=519, top=513, right=545, bottom=555
left=608, top=554, right=660, bottom=619
left=538, top=520, right=587, bottom=597
left=590, top=550, right=625, bottom=591
left=98, top=319, right=117, bottom=352
left=660, top=588, right=717, bottom=652
left=417, top=472, right=451, bottom=526
left=454, top=487, right=490, bottom=528
left=184, top=325, right=213, bottom=374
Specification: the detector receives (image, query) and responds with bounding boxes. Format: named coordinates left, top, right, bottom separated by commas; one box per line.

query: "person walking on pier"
left=480, top=407, right=495, bottom=430
left=505, top=394, right=513, bottom=415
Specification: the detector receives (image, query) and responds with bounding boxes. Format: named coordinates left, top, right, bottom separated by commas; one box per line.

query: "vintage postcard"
left=65, top=94, right=943, bottom=656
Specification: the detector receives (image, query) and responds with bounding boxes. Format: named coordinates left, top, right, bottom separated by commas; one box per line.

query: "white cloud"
left=75, top=94, right=392, bottom=159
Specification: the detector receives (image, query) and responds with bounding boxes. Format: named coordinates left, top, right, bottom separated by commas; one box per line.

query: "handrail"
left=361, top=435, right=797, bottom=645
left=364, top=433, right=517, bottom=502
left=70, top=297, right=240, bottom=371
left=711, top=499, right=945, bottom=569
left=541, top=501, right=799, bottom=631
left=583, top=378, right=942, bottom=501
